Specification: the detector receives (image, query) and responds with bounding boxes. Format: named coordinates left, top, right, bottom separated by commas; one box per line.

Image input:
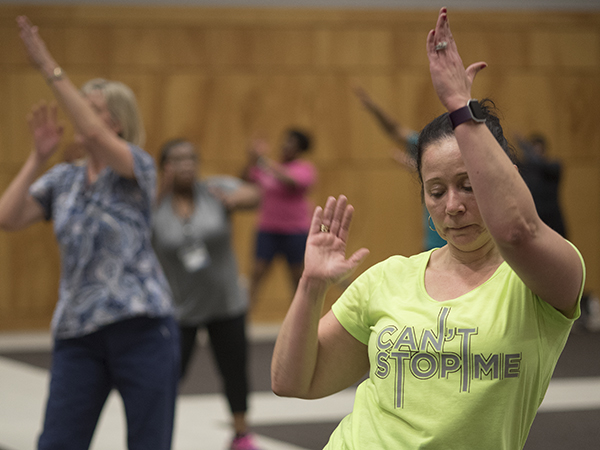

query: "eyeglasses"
left=166, top=154, right=197, bottom=164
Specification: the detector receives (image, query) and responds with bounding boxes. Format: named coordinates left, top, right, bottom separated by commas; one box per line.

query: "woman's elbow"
left=271, top=372, right=313, bottom=399
left=492, top=217, right=540, bottom=248
left=271, top=381, right=292, bottom=398
left=271, top=383, right=315, bottom=399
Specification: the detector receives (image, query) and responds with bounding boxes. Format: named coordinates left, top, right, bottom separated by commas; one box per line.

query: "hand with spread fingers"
left=426, top=7, right=487, bottom=112
left=27, top=101, right=64, bottom=163
left=302, top=195, right=370, bottom=287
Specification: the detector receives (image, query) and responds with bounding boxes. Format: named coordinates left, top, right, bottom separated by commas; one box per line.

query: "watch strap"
left=448, top=105, right=473, bottom=129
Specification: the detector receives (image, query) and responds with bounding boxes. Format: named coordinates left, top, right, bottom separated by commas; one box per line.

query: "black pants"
left=179, top=314, right=248, bottom=414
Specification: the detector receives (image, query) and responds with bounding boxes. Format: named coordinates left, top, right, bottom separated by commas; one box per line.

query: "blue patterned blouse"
left=30, top=145, right=173, bottom=339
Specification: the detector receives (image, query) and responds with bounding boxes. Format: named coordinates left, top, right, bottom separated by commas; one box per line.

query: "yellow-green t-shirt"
left=328, top=248, right=584, bottom=450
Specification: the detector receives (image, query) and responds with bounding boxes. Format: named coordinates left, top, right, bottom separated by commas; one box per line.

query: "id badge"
left=178, top=242, right=211, bottom=272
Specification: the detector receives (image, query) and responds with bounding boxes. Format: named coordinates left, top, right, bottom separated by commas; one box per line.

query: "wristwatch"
left=46, top=66, right=64, bottom=83
left=449, top=99, right=486, bottom=129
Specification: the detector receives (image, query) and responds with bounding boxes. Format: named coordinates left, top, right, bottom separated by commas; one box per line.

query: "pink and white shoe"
left=230, top=433, right=262, bottom=450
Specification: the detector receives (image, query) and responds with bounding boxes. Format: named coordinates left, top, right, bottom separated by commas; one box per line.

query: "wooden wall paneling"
left=0, top=19, right=30, bottom=65
left=162, top=28, right=209, bottom=67
left=315, top=26, right=393, bottom=69
left=252, top=28, right=315, bottom=67
left=158, top=72, right=213, bottom=153
left=486, top=72, right=557, bottom=142
left=562, top=165, right=600, bottom=294
left=205, top=27, right=254, bottom=68
left=110, top=71, right=172, bottom=157
left=348, top=74, right=400, bottom=160
left=391, top=29, right=430, bottom=70
left=355, top=167, right=422, bottom=259
left=112, top=27, right=167, bottom=68
left=392, top=70, right=445, bottom=130
left=0, top=221, right=59, bottom=331
left=311, top=74, right=353, bottom=164
left=0, top=175, right=13, bottom=324
left=449, top=29, right=530, bottom=69
left=231, top=210, right=259, bottom=277
left=63, top=25, right=112, bottom=68
left=531, top=29, right=600, bottom=69
left=11, top=225, right=59, bottom=320
left=203, top=74, right=260, bottom=158
left=0, top=71, right=11, bottom=159
left=553, top=73, right=600, bottom=162
left=1, top=6, right=600, bottom=329
left=7, top=72, right=58, bottom=166
left=250, top=74, right=319, bottom=146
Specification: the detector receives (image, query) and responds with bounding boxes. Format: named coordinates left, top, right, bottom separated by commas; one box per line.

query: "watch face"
left=468, top=100, right=486, bottom=122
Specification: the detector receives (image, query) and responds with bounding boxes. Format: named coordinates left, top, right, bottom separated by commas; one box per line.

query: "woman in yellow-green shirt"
left=271, top=8, right=584, bottom=450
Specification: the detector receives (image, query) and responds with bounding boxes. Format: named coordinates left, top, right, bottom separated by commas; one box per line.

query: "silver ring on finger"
left=435, top=41, right=448, bottom=51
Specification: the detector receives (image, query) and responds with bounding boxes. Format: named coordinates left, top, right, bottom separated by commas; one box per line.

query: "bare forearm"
left=271, top=276, right=330, bottom=398
left=0, top=152, right=44, bottom=230
left=46, top=75, right=134, bottom=177
left=260, top=158, right=297, bottom=187
left=227, top=184, right=261, bottom=210
left=455, top=123, right=539, bottom=244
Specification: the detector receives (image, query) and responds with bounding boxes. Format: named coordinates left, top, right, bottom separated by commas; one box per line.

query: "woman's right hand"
left=27, top=101, right=64, bottom=163
left=302, top=195, right=370, bottom=287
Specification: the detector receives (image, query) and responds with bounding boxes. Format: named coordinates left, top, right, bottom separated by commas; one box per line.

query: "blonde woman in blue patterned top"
left=0, top=16, right=179, bottom=450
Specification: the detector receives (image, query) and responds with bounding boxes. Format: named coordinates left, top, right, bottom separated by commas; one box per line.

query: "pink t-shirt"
left=249, top=159, right=316, bottom=233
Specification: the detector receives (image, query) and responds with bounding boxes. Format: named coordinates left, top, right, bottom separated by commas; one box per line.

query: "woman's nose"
left=445, top=189, right=466, bottom=215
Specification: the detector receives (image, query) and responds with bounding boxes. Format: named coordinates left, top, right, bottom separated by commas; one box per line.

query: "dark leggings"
left=179, top=314, right=248, bottom=414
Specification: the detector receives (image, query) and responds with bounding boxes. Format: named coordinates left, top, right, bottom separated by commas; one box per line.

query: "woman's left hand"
left=426, top=7, right=487, bottom=112
left=302, top=195, right=370, bottom=288
left=28, top=101, right=64, bottom=163
left=16, top=15, right=57, bottom=77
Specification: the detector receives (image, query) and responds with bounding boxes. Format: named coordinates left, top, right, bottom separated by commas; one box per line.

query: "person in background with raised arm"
left=271, top=8, right=584, bottom=450
left=354, top=85, right=447, bottom=251
left=152, top=139, right=263, bottom=450
left=241, top=129, right=317, bottom=310
left=516, top=132, right=600, bottom=332
left=0, top=17, right=179, bottom=450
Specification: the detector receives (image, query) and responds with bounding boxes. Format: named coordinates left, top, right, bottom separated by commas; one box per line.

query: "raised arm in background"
left=17, top=16, right=135, bottom=178
left=243, top=138, right=302, bottom=188
left=353, top=85, right=417, bottom=148
left=427, top=8, right=582, bottom=315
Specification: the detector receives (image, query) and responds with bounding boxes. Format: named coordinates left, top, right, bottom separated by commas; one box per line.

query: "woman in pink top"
left=242, top=129, right=317, bottom=310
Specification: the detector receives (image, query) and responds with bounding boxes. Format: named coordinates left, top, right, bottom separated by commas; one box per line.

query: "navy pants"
left=38, top=316, right=180, bottom=450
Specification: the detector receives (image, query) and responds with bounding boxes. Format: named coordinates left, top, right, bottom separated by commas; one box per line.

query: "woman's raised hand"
left=16, top=16, right=57, bottom=77
left=302, top=195, right=369, bottom=287
left=27, top=101, right=64, bottom=163
left=426, top=7, right=487, bottom=112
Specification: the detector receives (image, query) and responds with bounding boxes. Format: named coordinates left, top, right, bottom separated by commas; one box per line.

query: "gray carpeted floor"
left=2, top=329, right=600, bottom=449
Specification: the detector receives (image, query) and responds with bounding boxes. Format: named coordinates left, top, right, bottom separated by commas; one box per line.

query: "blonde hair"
left=81, top=78, right=146, bottom=147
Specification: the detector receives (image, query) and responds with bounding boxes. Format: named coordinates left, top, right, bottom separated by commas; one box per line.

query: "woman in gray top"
left=152, top=139, right=262, bottom=450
